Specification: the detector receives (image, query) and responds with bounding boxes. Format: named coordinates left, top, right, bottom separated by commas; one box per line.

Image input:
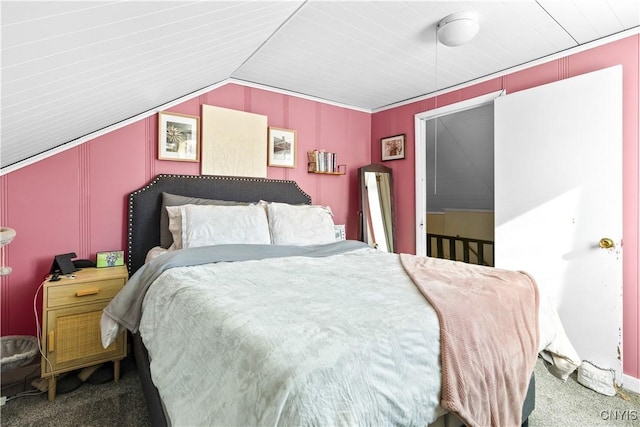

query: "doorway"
left=414, top=91, right=502, bottom=258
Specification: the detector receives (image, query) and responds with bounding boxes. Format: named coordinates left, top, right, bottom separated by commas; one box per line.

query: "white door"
left=494, top=66, right=623, bottom=381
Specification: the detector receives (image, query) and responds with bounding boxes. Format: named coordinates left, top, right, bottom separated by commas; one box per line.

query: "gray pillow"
left=160, top=192, right=249, bottom=248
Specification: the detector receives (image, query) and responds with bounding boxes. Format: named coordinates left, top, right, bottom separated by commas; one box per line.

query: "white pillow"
left=166, top=204, right=195, bottom=250
left=160, top=193, right=249, bottom=248
left=180, top=204, right=271, bottom=248
left=266, top=201, right=336, bottom=245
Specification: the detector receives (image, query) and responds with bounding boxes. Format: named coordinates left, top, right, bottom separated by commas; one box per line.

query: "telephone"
left=49, top=253, right=96, bottom=281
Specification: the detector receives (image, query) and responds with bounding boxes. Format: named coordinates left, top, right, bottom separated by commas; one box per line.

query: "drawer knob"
left=76, top=288, right=99, bottom=297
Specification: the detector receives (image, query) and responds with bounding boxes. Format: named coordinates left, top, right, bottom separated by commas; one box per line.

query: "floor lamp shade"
left=0, top=227, right=16, bottom=276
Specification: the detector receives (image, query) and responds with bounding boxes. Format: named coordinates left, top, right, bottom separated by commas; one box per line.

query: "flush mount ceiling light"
left=437, top=11, right=479, bottom=47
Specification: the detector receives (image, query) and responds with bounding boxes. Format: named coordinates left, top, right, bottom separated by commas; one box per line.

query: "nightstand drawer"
left=46, top=278, right=125, bottom=308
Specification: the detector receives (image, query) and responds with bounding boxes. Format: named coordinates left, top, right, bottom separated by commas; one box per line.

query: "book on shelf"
left=307, top=150, right=319, bottom=172
left=319, top=149, right=327, bottom=172
left=307, top=149, right=339, bottom=173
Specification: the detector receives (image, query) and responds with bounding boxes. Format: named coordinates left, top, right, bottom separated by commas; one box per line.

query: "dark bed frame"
left=127, top=174, right=312, bottom=426
left=126, top=173, right=534, bottom=427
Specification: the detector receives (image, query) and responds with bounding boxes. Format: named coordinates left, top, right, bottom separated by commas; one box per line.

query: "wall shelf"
left=308, top=168, right=346, bottom=176
left=307, top=150, right=345, bottom=175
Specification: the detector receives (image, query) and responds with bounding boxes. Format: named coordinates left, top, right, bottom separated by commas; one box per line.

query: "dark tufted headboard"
left=127, top=174, right=312, bottom=276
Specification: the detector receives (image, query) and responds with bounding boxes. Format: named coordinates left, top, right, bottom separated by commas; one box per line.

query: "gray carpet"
left=1, top=358, right=149, bottom=427
left=1, top=357, right=639, bottom=426
left=529, top=359, right=640, bottom=427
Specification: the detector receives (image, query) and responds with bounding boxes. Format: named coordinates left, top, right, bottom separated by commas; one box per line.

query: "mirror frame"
left=358, top=163, right=396, bottom=253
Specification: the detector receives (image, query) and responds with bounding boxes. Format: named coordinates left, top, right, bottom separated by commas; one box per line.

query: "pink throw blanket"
left=400, top=254, right=539, bottom=427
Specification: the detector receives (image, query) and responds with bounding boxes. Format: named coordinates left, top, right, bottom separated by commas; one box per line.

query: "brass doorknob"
left=599, top=238, right=615, bottom=249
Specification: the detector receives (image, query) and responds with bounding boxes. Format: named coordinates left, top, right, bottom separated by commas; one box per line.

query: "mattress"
left=103, top=241, right=579, bottom=426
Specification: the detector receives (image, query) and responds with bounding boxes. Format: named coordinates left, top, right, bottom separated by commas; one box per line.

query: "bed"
left=102, top=174, right=579, bottom=427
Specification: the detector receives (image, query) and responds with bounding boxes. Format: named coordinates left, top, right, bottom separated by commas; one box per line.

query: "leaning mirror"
left=358, top=164, right=396, bottom=252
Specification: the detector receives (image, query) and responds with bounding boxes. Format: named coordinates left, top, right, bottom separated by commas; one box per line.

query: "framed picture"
left=267, top=127, right=297, bottom=168
left=158, top=111, right=200, bottom=162
left=96, top=250, right=124, bottom=268
left=381, top=134, right=406, bottom=161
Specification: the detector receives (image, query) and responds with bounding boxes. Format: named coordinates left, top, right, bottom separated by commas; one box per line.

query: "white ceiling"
left=2, top=1, right=639, bottom=172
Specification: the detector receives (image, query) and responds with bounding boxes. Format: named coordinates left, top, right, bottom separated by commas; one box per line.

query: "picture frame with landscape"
left=267, top=127, right=297, bottom=168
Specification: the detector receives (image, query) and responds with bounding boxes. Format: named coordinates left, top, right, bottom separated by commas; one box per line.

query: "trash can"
left=1, top=335, right=39, bottom=372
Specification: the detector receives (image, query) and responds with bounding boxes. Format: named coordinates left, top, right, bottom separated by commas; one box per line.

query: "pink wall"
left=1, top=34, right=638, bottom=382
left=372, top=35, right=640, bottom=379
left=0, top=83, right=371, bottom=337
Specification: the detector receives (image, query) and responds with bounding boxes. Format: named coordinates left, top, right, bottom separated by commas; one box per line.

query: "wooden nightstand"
left=40, top=266, right=128, bottom=401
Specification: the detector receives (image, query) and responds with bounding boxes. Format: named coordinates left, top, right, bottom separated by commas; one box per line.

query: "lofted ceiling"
left=1, top=0, right=639, bottom=172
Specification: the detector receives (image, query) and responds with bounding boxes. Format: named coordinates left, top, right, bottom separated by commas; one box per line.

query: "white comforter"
left=140, top=247, right=443, bottom=426
left=108, top=243, right=579, bottom=426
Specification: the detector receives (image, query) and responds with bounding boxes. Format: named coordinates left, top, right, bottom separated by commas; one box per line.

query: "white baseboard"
left=622, top=373, right=640, bottom=393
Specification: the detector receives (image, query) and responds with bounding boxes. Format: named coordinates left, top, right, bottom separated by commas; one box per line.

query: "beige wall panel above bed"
left=201, top=105, right=267, bottom=177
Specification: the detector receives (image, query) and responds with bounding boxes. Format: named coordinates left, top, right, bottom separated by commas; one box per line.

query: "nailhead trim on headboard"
left=127, top=174, right=312, bottom=275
